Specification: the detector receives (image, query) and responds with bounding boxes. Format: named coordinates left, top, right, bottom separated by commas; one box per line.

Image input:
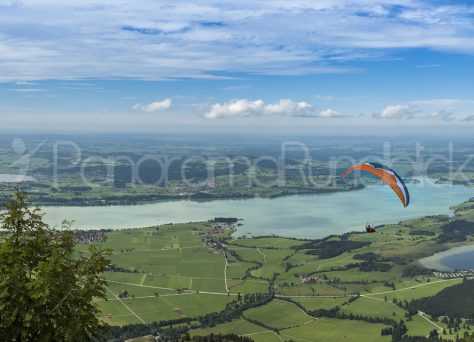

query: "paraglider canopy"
left=342, top=162, right=410, bottom=207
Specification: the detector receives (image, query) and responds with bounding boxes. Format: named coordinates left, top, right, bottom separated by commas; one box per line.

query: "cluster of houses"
left=299, top=274, right=336, bottom=284
left=210, top=221, right=230, bottom=232
left=433, top=269, right=474, bottom=279
left=74, top=229, right=111, bottom=244
left=199, top=221, right=233, bottom=252
left=174, top=182, right=216, bottom=197
left=299, top=275, right=317, bottom=283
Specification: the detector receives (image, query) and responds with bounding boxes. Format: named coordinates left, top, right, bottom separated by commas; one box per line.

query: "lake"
left=42, top=180, right=474, bottom=239
left=419, top=245, right=474, bottom=271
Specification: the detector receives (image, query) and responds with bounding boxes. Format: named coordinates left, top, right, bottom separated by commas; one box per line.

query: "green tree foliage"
left=409, top=230, right=435, bottom=236
left=0, top=192, right=111, bottom=341
left=295, top=240, right=370, bottom=259
left=402, top=264, right=433, bottom=277
left=437, top=220, right=474, bottom=243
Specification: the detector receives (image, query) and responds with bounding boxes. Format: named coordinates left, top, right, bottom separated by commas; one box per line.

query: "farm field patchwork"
left=87, top=209, right=474, bottom=341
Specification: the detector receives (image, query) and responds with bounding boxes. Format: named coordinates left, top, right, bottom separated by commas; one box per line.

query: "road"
left=105, top=285, right=145, bottom=324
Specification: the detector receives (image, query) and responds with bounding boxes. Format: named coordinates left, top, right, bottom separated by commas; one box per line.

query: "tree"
left=0, top=192, right=111, bottom=341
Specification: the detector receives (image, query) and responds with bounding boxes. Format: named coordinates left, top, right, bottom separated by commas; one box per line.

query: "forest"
left=409, top=279, right=474, bottom=319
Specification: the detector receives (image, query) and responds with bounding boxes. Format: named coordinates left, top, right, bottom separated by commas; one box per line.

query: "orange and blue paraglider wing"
left=342, top=163, right=410, bottom=207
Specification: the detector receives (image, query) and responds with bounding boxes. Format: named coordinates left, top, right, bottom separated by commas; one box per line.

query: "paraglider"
left=342, top=162, right=410, bottom=207
left=342, top=162, right=410, bottom=234
left=365, top=224, right=376, bottom=233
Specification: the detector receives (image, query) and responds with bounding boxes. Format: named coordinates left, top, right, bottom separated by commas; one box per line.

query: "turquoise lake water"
left=42, top=181, right=473, bottom=239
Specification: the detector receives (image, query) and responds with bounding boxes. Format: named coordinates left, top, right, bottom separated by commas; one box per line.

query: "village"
left=433, top=269, right=474, bottom=279
left=199, top=218, right=237, bottom=252
left=74, top=229, right=111, bottom=244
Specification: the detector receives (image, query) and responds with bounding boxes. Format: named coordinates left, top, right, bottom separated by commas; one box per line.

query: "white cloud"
left=319, top=109, right=345, bottom=118
left=462, top=115, right=474, bottom=122
left=132, top=99, right=172, bottom=112
left=2, top=1, right=474, bottom=81
left=264, top=99, right=313, bottom=116
left=377, top=104, right=414, bottom=119
left=204, top=99, right=264, bottom=119
left=203, top=99, right=315, bottom=119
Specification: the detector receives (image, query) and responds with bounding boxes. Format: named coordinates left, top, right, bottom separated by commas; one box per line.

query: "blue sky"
left=1, top=0, right=474, bottom=133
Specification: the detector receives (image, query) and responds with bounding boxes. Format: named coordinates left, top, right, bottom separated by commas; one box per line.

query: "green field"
left=340, top=296, right=406, bottom=320
left=190, top=319, right=269, bottom=337
left=99, top=292, right=232, bottom=326
left=367, top=278, right=464, bottom=302
left=243, top=299, right=313, bottom=329
left=280, top=318, right=391, bottom=342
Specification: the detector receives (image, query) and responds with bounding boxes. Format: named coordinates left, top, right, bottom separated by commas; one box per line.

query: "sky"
left=1, top=0, right=474, bottom=134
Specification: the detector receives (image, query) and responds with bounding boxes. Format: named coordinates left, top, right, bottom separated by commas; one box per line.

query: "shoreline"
left=24, top=185, right=361, bottom=208
left=418, top=244, right=474, bottom=271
